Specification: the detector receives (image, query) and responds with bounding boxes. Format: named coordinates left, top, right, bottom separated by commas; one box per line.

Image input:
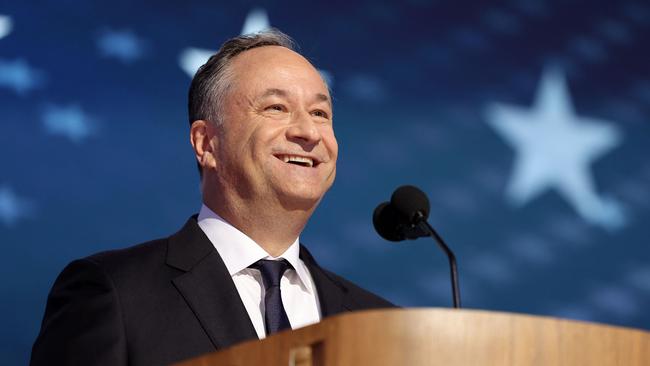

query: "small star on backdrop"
left=0, top=186, right=35, bottom=227
left=177, top=8, right=332, bottom=88
left=0, top=14, right=12, bottom=40
left=240, top=8, right=270, bottom=35
left=97, top=29, right=147, bottom=63
left=42, top=104, right=98, bottom=143
left=0, top=59, right=45, bottom=95
left=178, top=8, right=270, bottom=78
left=178, top=47, right=214, bottom=78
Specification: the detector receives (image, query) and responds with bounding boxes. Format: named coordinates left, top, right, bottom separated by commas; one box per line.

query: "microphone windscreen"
left=390, top=185, right=430, bottom=221
left=373, top=202, right=405, bottom=242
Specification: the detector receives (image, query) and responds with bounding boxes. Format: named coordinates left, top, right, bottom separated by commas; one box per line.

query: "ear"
left=190, top=120, right=218, bottom=171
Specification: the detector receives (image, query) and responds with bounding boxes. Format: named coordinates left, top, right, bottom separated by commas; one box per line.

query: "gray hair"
left=187, top=28, right=297, bottom=126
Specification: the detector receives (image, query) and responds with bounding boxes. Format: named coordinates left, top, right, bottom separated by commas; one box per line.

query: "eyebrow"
left=258, top=88, right=331, bottom=107
left=314, top=93, right=331, bottom=106
left=259, top=88, right=288, bottom=99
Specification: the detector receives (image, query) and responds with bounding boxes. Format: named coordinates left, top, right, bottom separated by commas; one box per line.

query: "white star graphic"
left=485, top=68, right=625, bottom=230
left=0, top=186, right=35, bottom=227
left=0, top=15, right=12, bottom=40
left=42, top=104, right=98, bottom=143
left=178, top=8, right=270, bottom=78
left=0, top=58, right=45, bottom=94
left=177, top=8, right=333, bottom=88
left=240, top=7, right=270, bottom=35
left=178, top=47, right=214, bottom=78
left=97, top=29, right=146, bottom=63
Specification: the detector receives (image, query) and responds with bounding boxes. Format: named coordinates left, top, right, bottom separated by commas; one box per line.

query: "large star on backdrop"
left=485, top=68, right=625, bottom=230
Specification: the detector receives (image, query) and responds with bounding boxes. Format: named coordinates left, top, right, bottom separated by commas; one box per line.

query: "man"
left=31, top=29, right=393, bottom=366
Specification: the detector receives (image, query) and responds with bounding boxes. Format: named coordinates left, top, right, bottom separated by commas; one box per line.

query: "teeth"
left=280, top=155, right=314, bottom=167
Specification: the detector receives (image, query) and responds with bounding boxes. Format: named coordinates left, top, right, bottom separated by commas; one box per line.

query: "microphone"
left=373, top=185, right=462, bottom=308
left=373, top=186, right=429, bottom=241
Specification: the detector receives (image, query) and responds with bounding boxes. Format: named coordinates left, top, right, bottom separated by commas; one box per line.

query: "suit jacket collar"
left=299, top=245, right=353, bottom=318
left=166, top=216, right=258, bottom=350
left=165, top=216, right=353, bottom=349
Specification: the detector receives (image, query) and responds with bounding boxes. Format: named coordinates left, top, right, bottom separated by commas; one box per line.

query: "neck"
left=202, top=190, right=315, bottom=257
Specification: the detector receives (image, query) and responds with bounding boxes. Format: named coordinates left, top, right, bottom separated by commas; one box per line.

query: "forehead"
left=228, top=46, right=330, bottom=98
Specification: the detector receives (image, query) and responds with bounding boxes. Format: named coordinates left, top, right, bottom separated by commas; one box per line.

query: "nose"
left=286, top=112, right=322, bottom=148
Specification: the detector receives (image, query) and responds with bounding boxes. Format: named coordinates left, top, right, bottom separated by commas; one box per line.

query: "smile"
left=274, top=154, right=317, bottom=168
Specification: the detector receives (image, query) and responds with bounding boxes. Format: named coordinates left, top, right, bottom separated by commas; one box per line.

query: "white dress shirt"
left=197, top=204, right=321, bottom=339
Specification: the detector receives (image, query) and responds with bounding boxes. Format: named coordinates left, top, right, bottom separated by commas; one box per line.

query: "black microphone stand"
left=409, top=212, right=461, bottom=309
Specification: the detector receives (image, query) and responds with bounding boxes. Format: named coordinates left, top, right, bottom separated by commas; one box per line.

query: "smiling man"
left=31, top=30, right=393, bottom=366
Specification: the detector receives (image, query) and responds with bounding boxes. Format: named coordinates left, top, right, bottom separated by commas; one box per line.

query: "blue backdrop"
left=2, top=1, right=649, bottom=364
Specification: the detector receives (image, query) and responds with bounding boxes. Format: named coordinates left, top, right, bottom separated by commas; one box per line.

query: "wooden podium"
left=175, top=308, right=650, bottom=366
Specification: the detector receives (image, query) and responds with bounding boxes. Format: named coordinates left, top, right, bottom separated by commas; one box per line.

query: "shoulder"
left=50, top=237, right=171, bottom=298
left=57, top=216, right=211, bottom=291
left=85, top=237, right=169, bottom=274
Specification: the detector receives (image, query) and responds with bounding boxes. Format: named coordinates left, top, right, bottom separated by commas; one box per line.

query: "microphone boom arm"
left=414, top=213, right=462, bottom=309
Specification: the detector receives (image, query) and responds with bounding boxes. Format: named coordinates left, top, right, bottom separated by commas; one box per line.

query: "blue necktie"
left=251, top=259, right=292, bottom=335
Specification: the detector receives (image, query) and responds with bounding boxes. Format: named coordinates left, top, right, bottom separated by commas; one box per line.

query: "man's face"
left=210, top=46, right=337, bottom=210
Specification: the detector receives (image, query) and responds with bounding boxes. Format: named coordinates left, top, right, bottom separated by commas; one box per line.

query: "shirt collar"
left=197, top=204, right=314, bottom=294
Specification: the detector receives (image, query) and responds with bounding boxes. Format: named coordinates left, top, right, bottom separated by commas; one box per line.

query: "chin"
left=276, top=188, right=325, bottom=212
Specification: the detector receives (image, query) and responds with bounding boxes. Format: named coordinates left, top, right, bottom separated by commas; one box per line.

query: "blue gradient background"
left=1, top=1, right=649, bottom=364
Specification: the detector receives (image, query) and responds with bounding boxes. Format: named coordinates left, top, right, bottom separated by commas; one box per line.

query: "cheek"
left=249, top=124, right=285, bottom=158
left=229, top=118, right=267, bottom=152
left=321, top=128, right=338, bottom=158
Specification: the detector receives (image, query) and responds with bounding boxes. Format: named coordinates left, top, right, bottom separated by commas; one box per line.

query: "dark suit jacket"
left=31, top=216, right=394, bottom=365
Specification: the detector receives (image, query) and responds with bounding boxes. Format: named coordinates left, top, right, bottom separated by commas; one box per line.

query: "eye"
left=311, top=109, right=329, bottom=119
left=265, top=104, right=286, bottom=112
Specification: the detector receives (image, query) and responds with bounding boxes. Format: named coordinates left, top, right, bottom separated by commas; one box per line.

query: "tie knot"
left=250, top=259, right=292, bottom=289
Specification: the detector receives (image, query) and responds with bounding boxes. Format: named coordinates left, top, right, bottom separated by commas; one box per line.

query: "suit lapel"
left=299, top=245, right=350, bottom=318
left=167, top=217, right=258, bottom=349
